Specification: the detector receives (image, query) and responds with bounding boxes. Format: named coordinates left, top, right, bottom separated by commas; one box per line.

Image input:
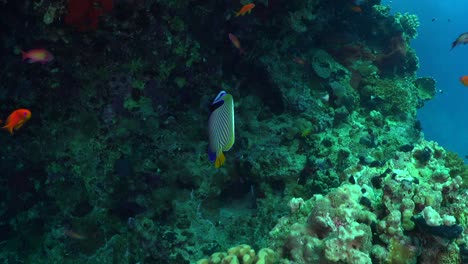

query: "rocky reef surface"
left=0, top=0, right=466, bottom=263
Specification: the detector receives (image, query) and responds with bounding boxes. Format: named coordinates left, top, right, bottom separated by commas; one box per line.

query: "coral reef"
left=0, top=0, right=465, bottom=263
left=197, top=244, right=278, bottom=264
left=394, top=12, right=421, bottom=39
left=217, top=140, right=467, bottom=264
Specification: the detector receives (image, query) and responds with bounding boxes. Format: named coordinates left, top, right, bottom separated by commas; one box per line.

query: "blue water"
left=385, top=0, right=468, bottom=159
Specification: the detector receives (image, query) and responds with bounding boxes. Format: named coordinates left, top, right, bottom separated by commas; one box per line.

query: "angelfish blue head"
left=209, top=90, right=227, bottom=113
left=213, top=91, right=227, bottom=103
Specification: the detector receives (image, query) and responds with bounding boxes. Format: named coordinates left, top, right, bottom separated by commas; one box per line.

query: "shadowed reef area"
left=0, top=0, right=467, bottom=263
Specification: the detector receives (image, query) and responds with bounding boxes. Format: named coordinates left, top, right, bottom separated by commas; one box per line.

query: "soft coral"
left=65, top=0, right=113, bottom=31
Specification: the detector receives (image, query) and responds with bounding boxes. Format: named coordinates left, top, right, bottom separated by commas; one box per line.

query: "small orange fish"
left=228, top=33, right=245, bottom=54
left=350, top=6, right=362, bottom=13
left=64, top=229, right=87, bottom=240
left=293, top=57, right=306, bottom=65
left=460, top=76, right=468, bottom=86
left=1, top=109, right=31, bottom=135
left=21, top=49, right=54, bottom=64
left=236, top=3, right=255, bottom=16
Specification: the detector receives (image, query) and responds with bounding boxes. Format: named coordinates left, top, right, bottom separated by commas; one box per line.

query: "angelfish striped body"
left=208, top=91, right=235, bottom=168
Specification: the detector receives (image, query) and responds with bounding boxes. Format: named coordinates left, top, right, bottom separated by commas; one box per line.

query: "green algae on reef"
left=0, top=0, right=466, bottom=263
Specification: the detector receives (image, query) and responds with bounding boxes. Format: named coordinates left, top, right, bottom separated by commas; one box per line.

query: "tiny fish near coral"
left=292, top=57, right=306, bottom=65
left=350, top=6, right=362, bottom=13
left=1, top=109, right=31, bottom=135
left=228, top=33, right=245, bottom=55
left=64, top=229, right=87, bottom=240
left=21, top=49, right=54, bottom=64
left=235, top=3, right=255, bottom=17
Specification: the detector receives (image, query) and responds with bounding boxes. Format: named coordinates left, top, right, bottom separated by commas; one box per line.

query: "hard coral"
left=394, top=12, right=420, bottom=39
left=387, top=237, right=418, bottom=264
left=324, top=223, right=373, bottom=264
left=196, top=244, right=278, bottom=264
left=65, top=0, right=113, bottom=31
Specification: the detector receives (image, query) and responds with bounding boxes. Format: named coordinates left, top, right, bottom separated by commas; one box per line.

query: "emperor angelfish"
left=208, top=91, right=235, bottom=168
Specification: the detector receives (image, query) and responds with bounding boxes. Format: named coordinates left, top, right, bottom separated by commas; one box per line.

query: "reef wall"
left=0, top=0, right=466, bottom=263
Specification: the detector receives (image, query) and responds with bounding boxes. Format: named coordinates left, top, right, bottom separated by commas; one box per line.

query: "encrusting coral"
left=1, top=0, right=466, bottom=263
left=199, top=139, right=467, bottom=264
left=196, top=244, right=278, bottom=264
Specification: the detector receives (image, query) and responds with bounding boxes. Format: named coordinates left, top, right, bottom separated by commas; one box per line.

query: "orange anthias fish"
left=1, top=109, right=31, bottom=135
left=350, top=6, right=362, bottom=13
left=460, top=76, right=468, bottom=86
left=228, top=33, right=245, bottom=55
left=64, top=229, right=87, bottom=240
left=293, top=57, right=306, bottom=65
left=235, top=3, right=255, bottom=16
left=21, top=49, right=54, bottom=64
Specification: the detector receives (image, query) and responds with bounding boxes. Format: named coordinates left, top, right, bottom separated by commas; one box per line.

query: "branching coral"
left=394, top=12, right=420, bottom=39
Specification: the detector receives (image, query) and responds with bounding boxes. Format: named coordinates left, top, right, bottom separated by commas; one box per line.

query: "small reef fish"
left=293, top=57, right=306, bottom=65
left=21, top=49, right=54, bottom=64
left=321, top=93, right=330, bottom=102
left=228, top=33, right=245, bottom=55
left=1, top=109, right=31, bottom=134
left=208, top=91, right=235, bottom=168
left=451, top=33, right=468, bottom=50
left=64, top=229, right=87, bottom=240
left=350, top=6, right=362, bottom=13
left=459, top=76, right=468, bottom=86
left=236, top=3, right=255, bottom=16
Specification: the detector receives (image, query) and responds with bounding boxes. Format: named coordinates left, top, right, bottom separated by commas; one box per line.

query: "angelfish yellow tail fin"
left=215, top=152, right=226, bottom=168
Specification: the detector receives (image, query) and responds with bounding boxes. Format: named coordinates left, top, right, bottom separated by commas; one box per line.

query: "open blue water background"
left=384, top=0, right=468, bottom=159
